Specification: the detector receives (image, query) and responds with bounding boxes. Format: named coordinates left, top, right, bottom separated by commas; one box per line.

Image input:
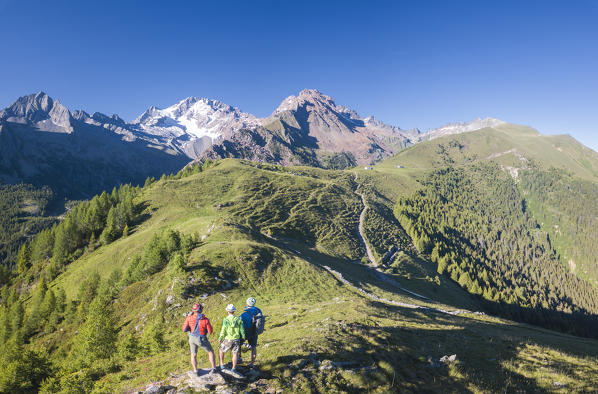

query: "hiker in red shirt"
left=182, top=303, right=217, bottom=374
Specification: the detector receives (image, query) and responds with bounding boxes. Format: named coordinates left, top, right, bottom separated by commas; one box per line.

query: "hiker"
left=218, top=303, right=245, bottom=374
left=240, top=296, right=264, bottom=368
left=182, top=303, right=216, bottom=374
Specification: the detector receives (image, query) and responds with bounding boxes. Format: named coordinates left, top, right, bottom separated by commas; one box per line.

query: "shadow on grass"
left=259, top=301, right=596, bottom=392
left=264, top=232, right=598, bottom=340
left=183, top=261, right=239, bottom=299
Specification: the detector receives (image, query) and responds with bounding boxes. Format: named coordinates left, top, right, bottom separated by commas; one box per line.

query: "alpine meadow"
left=2, top=1, right=598, bottom=392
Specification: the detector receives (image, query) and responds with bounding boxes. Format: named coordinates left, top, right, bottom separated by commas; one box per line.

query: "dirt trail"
left=322, top=264, right=482, bottom=317
left=348, top=172, right=485, bottom=314
left=353, top=173, right=377, bottom=266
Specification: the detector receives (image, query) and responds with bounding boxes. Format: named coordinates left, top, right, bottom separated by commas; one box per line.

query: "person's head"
left=225, top=304, right=236, bottom=314
left=246, top=297, right=256, bottom=307
left=192, top=303, right=202, bottom=314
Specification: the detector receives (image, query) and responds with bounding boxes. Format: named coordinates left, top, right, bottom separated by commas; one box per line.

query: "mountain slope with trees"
left=1, top=159, right=598, bottom=392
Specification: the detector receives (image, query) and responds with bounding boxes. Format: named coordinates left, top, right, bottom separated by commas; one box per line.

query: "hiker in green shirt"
left=218, top=303, right=245, bottom=374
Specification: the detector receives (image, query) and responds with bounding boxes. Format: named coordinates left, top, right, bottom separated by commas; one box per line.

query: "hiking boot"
left=209, top=368, right=217, bottom=374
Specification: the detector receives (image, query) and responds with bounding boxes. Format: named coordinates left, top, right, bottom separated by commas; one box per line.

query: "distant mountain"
left=131, top=97, right=260, bottom=158
left=199, top=89, right=419, bottom=167
left=0, top=92, right=188, bottom=199
left=420, top=118, right=505, bottom=141
left=0, top=90, right=562, bottom=199
left=0, top=91, right=73, bottom=133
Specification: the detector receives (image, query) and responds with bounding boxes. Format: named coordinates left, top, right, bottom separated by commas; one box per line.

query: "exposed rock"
left=318, top=359, right=334, bottom=370
left=439, top=354, right=458, bottom=364
left=185, top=369, right=226, bottom=390
left=143, top=384, right=176, bottom=394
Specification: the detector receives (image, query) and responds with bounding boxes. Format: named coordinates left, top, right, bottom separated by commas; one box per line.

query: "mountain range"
left=0, top=89, right=509, bottom=199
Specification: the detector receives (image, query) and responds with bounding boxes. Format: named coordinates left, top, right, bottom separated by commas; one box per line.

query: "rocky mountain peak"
left=273, top=89, right=339, bottom=115
left=0, top=91, right=73, bottom=133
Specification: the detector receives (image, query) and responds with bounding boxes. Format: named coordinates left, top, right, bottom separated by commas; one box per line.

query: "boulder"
left=439, top=354, right=457, bottom=363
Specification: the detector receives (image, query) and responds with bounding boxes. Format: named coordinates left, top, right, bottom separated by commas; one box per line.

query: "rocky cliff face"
left=0, top=91, right=74, bottom=133
left=0, top=93, right=188, bottom=199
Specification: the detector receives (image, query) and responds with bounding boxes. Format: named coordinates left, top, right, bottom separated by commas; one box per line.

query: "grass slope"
left=31, top=159, right=598, bottom=393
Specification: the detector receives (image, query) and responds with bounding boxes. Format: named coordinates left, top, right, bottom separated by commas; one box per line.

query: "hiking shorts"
left=189, top=335, right=212, bottom=354
left=219, top=339, right=241, bottom=354
left=242, top=334, right=258, bottom=348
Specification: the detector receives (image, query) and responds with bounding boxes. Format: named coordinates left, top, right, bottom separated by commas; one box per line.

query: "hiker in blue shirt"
left=240, top=297, right=263, bottom=368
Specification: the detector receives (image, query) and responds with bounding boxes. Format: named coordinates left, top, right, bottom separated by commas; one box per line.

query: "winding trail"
left=321, top=264, right=482, bottom=317
left=353, top=177, right=378, bottom=266
left=262, top=175, right=486, bottom=317
left=352, top=172, right=429, bottom=300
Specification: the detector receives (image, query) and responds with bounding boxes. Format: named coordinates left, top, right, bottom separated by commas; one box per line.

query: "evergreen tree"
left=16, top=243, right=31, bottom=274
left=118, top=332, right=139, bottom=361
left=100, top=207, right=118, bottom=245
left=70, top=288, right=117, bottom=367
left=40, top=289, right=56, bottom=321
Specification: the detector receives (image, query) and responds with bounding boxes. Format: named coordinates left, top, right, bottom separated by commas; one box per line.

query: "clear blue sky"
left=1, top=0, right=597, bottom=151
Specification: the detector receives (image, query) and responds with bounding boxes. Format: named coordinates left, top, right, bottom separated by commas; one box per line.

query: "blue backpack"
left=191, top=314, right=207, bottom=339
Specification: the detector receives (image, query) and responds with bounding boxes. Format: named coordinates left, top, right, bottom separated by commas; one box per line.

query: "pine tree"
left=122, top=224, right=129, bottom=238
left=55, top=287, right=66, bottom=315
left=40, top=289, right=56, bottom=321
left=118, top=332, right=139, bottom=361
left=100, top=207, right=118, bottom=245
left=88, top=232, right=97, bottom=251
left=16, top=243, right=31, bottom=274
left=70, top=290, right=117, bottom=366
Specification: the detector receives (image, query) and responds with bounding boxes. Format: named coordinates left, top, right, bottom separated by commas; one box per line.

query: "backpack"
left=248, top=310, right=265, bottom=335
left=191, top=314, right=206, bottom=339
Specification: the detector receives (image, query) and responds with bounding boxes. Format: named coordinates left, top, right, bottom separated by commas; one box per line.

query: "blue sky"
left=1, top=0, right=597, bottom=151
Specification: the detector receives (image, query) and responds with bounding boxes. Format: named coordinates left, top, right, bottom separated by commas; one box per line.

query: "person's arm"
left=239, top=317, right=245, bottom=340
left=182, top=316, right=190, bottom=332
left=206, top=318, right=213, bottom=335
left=218, top=318, right=226, bottom=341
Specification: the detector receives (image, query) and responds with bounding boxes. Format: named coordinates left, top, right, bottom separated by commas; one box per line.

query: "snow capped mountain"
left=0, top=92, right=188, bottom=198
left=133, top=97, right=259, bottom=141
left=422, top=118, right=505, bottom=141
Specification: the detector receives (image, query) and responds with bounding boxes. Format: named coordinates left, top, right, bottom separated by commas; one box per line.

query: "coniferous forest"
left=396, top=163, right=598, bottom=337
left=519, top=167, right=598, bottom=284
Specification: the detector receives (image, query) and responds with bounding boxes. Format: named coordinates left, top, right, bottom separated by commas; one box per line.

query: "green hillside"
left=1, top=157, right=598, bottom=392
left=378, top=123, right=598, bottom=181
left=374, top=124, right=598, bottom=287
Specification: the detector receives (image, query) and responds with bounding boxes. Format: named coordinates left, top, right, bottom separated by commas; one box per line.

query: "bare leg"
left=208, top=350, right=216, bottom=369
left=251, top=346, right=257, bottom=365
left=219, top=349, right=225, bottom=368
left=191, top=352, right=197, bottom=373
left=232, top=351, right=238, bottom=369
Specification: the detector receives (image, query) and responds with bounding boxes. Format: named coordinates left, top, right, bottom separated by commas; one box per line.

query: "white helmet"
left=225, top=304, right=236, bottom=312
left=246, top=297, right=256, bottom=307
